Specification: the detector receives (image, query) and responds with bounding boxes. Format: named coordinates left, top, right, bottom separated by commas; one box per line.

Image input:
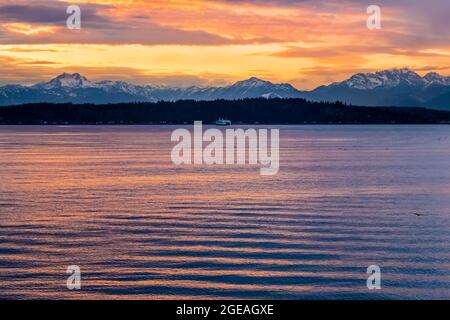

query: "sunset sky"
left=0, top=0, right=449, bottom=89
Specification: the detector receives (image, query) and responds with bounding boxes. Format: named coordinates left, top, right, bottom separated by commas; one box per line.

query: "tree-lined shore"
left=1, top=98, right=450, bottom=125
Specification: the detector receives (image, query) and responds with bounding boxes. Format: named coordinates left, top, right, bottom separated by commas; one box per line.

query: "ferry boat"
left=215, top=118, right=232, bottom=126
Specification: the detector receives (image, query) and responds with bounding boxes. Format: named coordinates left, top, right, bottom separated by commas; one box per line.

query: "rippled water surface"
left=0, top=125, right=449, bottom=299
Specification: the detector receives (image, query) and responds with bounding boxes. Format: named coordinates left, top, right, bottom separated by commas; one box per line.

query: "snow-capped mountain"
left=33, top=73, right=95, bottom=90
left=423, top=72, right=450, bottom=87
left=1, top=69, right=450, bottom=109
left=0, top=74, right=305, bottom=106
left=334, top=68, right=450, bottom=90
left=216, top=77, right=300, bottom=99
left=339, top=68, right=424, bottom=90
left=305, top=68, right=450, bottom=109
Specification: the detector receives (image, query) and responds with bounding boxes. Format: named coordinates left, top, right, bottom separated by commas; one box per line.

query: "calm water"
left=0, top=125, right=449, bottom=300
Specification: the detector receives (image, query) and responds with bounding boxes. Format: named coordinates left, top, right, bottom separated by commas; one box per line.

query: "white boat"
left=215, top=118, right=232, bottom=126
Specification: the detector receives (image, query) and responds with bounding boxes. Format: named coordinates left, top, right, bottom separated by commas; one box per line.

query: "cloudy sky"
left=0, top=0, right=449, bottom=88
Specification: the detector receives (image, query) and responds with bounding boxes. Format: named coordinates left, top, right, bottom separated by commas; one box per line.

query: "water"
left=0, top=125, right=449, bottom=299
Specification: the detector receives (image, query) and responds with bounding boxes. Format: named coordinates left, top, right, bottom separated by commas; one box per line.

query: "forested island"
left=0, top=98, right=450, bottom=125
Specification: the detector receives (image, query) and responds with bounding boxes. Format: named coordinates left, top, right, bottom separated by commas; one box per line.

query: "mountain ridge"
left=1, top=68, right=450, bottom=109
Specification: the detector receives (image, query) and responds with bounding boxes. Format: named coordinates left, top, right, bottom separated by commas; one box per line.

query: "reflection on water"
left=0, top=125, right=449, bottom=299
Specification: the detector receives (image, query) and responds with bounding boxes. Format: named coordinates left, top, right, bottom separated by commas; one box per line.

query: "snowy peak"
left=228, top=77, right=300, bottom=97
left=215, top=77, right=303, bottom=100
left=374, top=68, right=423, bottom=86
left=95, top=80, right=146, bottom=94
left=35, top=73, right=94, bottom=90
left=33, top=73, right=154, bottom=94
left=423, top=72, right=450, bottom=86
left=340, top=68, right=424, bottom=90
left=338, top=68, right=450, bottom=90
left=233, top=77, right=272, bottom=88
left=233, top=77, right=296, bottom=90
left=306, top=68, right=450, bottom=109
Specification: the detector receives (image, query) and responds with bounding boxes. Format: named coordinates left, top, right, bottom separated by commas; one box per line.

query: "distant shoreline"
left=1, top=99, right=450, bottom=125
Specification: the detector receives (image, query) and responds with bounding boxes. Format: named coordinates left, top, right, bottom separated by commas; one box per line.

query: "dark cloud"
left=0, top=0, right=110, bottom=27
left=0, top=0, right=239, bottom=45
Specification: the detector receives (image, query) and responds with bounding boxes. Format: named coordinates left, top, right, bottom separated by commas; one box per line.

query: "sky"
left=0, top=0, right=449, bottom=89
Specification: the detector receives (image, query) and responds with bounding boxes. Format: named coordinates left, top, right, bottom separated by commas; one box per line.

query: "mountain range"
left=1, top=68, right=450, bottom=109
left=307, top=68, right=450, bottom=109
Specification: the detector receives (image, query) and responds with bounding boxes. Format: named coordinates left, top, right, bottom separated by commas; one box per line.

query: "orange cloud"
left=3, top=23, right=58, bottom=35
